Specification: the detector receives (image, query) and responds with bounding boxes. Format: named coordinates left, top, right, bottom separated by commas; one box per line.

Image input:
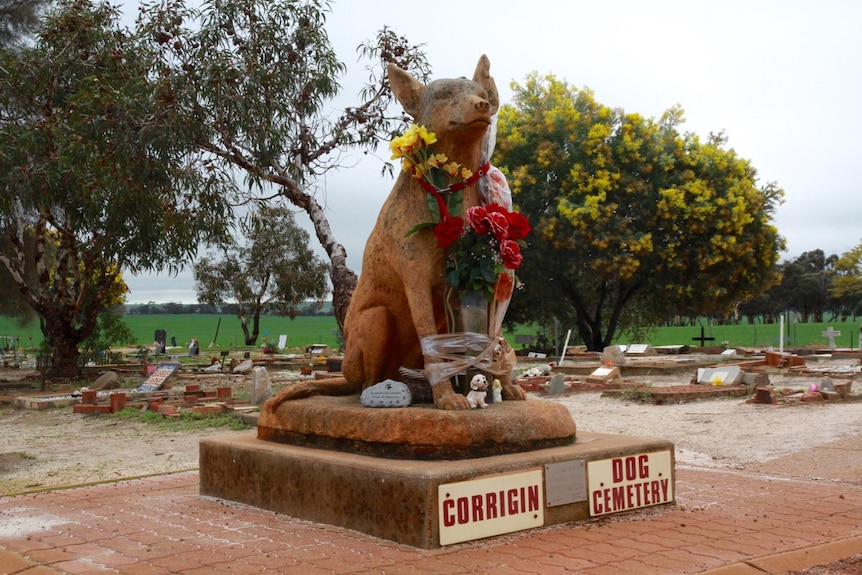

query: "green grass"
left=111, top=407, right=251, bottom=431
left=1, top=313, right=859, bottom=353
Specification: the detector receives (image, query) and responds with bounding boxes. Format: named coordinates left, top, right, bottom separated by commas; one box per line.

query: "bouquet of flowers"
left=390, top=124, right=530, bottom=308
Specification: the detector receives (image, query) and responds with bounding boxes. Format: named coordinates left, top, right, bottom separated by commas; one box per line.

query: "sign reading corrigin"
left=438, top=469, right=544, bottom=545
left=588, top=450, right=674, bottom=516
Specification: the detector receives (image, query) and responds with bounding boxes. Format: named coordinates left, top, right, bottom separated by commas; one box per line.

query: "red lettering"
left=520, top=487, right=526, bottom=513
left=499, top=490, right=506, bottom=517
left=486, top=492, right=498, bottom=519
left=660, top=478, right=669, bottom=501
left=593, top=490, right=604, bottom=514
left=527, top=485, right=539, bottom=511
left=457, top=497, right=469, bottom=524
left=626, top=484, right=634, bottom=508
left=471, top=494, right=484, bottom=522
left=507, top=489, right=519, bottom=515
left=625, top=457, right=637, bottom=481
left=642, top=482, right=651, bottom=506
left=443, top=499, right=455, bottom=527
left=651, top=480, right=660, bottom=503
left=603, top=487, right=611, bottom=512
left=611, top=486, right=625, bottom=511
left=638, top=454, right=649, bottom=478
left=612, top=458, right=623, bottom=482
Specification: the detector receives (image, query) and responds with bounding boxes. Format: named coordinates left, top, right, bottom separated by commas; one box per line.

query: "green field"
left=1, top=313, right=859, bottom=353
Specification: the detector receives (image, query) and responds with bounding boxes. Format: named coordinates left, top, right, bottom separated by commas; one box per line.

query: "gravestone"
left=548, top=373, right=566, bottom=395
left=252, top=367, right=273, bottom=406
left=90, top=371, right=119, bottom=391
left=821, top=326, right=841, bottom=350
left=137, top=363, right=179, bottom=392
left=154, top=329, right=167, bottom=345
left=233, top=359, right=253, bottom=374
left=601, top=345, right=626, bottom=366
left=696, top=365, right=743, bottom=386
left=277, top=334, right=288, bottom=350
left=587, top=366, right=620, bottom=384
left=625, top=344, right=655, bottom=356
left=360, top=380, right=412, bottom=407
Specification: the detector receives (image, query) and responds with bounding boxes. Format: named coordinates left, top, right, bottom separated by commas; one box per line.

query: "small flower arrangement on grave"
left=391, top=124, right=530, bottom=307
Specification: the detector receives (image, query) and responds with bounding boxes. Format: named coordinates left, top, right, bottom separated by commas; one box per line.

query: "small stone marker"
left=233, top=359, right=253, bottom=374
left=625, top=344, right=655, bottom=356
left=821, top=326, right=841, bottom=350
left=548, top=373, right=566, bottom=395
left=696, top=365, right=743, bottom=386
left=277, top=334, right=288, bottom=349
left=601, top=345, right=626, bottom=366
left=90, top=371, right=118, bottom=391
left=721, top=349, right=737, bottom=357
left=587, top=366, right=620, bottom=384
left=360, top=379, right=412, bottom=408
left=252, top=366, right=273, bottom=406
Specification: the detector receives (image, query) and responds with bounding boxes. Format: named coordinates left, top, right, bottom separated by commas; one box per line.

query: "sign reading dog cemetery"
left=438, top=469, right=544, bottom=545
left=588, top=451, right=673, bottom=516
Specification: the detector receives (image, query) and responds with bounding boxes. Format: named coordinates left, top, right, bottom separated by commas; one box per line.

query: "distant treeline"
left=124, top=302, right=333, bottom=316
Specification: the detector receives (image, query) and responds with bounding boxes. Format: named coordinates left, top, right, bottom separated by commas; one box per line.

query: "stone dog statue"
left=265, top=55, right=525, bottom=410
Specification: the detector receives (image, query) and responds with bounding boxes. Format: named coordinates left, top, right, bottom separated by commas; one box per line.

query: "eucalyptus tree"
left=0, top=0, right=234, bottom=375
left=142, top=0, right=431, bottom=329
left=194, top=205, right=329, bottom=346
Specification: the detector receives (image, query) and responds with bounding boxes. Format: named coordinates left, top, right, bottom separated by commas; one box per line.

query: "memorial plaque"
left=545, top=460, right=586, bottom=507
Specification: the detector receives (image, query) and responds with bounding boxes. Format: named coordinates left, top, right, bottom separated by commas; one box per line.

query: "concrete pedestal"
left=200, top=430, right=675, bottom=548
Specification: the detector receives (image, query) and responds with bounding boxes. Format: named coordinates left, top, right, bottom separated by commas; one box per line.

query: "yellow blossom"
left=427, top=153, right=448, bottom=168
left=443, top=161, right=462, bottom=177
left=460, top=167, right=473, bottom=180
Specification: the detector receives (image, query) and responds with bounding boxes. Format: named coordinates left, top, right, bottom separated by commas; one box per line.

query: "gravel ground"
left=2, top=356, right=861, bottom=573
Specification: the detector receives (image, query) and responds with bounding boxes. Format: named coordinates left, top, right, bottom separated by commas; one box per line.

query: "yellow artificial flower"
left=427, top=153, right=448, bottom=168
left=460, top=167, right=473, bottom=180
left=442, top=161, right=462, bottom=177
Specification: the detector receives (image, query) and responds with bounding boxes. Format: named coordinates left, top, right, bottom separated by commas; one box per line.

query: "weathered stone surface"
left=752, top=386, right=777, bottom=404
left=90, top=371, right=118, bottom=391
left=201, top=431, right=674, bottom=549
left=258, top=395, right=576, bottom=460
left=360, top=379, right=412, bottom=408
left=742, top=371, right=770, bottom=389
left=252, top=367, right=273, bottom=406
left=233, top=359, right=253, bottom=374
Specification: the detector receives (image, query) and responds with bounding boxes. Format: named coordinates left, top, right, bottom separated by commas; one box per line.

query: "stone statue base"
left=200, top=429, right=675, bottom=548
left=257, top=395, right=576, bottom=460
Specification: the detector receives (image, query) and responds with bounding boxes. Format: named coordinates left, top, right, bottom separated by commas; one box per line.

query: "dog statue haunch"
left=265, top=55, right=520, bottom=411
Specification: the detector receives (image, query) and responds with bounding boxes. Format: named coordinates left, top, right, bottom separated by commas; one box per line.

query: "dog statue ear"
left=388, top=63, right=424, bottom=119
left=472, top=55, right=499, bottom=116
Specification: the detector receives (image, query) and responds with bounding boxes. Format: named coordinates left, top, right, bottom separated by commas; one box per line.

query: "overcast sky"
left=123, top=0, right=862, bottom=303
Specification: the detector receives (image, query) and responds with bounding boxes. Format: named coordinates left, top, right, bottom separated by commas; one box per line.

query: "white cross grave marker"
left=821, top=326, right=841, bottom=350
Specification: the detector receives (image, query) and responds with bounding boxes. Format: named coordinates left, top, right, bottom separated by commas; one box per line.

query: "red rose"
left=466, top=206, right=490, bottom=235
left=487, top=211, right=509, bottom=241
left=500, top=239, right=523, bottom=270
left=434, top=216, right=464, bottom=248
left=506, top=211, right=531, bottom=240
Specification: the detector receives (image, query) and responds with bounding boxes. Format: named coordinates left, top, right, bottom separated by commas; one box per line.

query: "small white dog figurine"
left=466, top=374, right=489, bottom=409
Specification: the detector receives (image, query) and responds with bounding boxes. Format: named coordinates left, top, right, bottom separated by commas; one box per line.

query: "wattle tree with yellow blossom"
left=495, top=74, right=785, bottom=350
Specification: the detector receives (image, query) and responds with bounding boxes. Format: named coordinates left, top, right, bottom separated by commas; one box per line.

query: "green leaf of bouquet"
left=404, top=221, right=435, bottom=237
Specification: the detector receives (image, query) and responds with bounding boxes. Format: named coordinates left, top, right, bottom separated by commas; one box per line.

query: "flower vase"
left=446, top=289, right=490, bottom=396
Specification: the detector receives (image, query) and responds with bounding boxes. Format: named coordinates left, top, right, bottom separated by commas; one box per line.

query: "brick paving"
left=2, top=439, right=862, bottom=575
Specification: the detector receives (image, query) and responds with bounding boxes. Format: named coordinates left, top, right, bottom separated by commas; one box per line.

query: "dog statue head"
left=469, top=373, right=488, bottom=391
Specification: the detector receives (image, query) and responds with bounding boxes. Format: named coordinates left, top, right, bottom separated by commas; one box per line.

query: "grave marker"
left=137, top=363, right=179, bottom=392
left=821, top=326, right=841, bottom=350
left=692, top=326, right=715, bottom=347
